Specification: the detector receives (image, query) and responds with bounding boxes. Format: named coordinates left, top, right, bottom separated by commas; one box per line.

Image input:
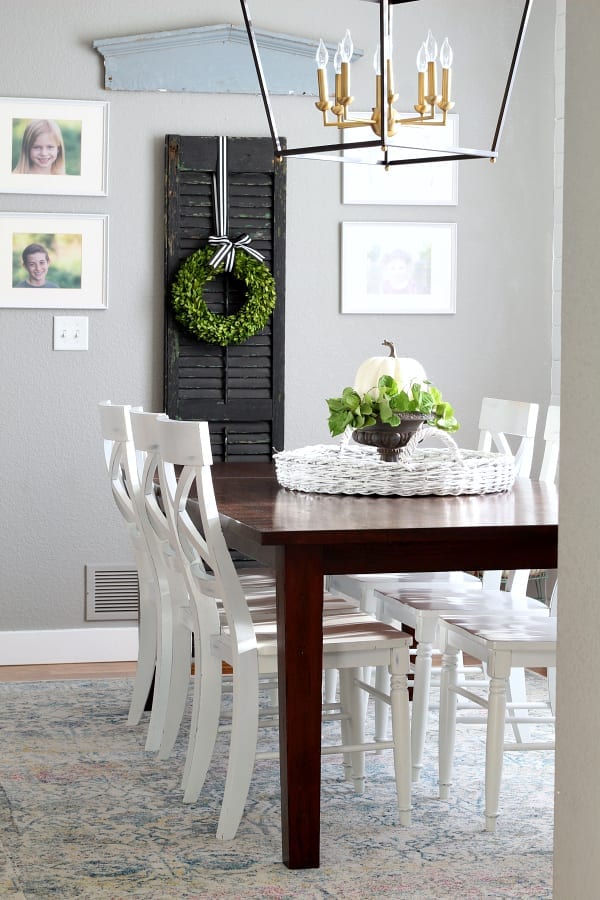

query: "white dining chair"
left=130, top=413, right=355, bottom=760
left=328, top=396, right=541, bottom=740
left=374, top=404, right=559, bottom=782
left=437, top=586, right=557, bottom=831
left=98, top=401, right=167, bottom=750
left=129, top=410, right=197, bottom=758
left=155, top=416, right=413, bottom=840
left=328, top=397, right=539, bottom=610
left=477, top=397, right=540, bottom=590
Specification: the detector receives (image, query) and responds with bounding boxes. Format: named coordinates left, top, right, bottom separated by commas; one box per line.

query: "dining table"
left=211, top=462, right=559, bottom=869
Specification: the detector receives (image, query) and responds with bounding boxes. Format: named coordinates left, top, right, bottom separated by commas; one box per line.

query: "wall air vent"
left=85, top=565, right=139, bottom=622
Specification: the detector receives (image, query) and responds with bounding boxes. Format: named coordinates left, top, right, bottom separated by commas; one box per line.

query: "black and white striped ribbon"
left=208, top=136, right=265, bottom=272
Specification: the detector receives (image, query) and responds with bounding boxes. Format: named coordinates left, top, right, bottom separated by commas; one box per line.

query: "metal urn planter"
left=352, top=413, right=427, bottom=462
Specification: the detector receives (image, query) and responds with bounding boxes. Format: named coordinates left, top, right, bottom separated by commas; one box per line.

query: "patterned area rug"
left=0, top=675, right=553, bottom=899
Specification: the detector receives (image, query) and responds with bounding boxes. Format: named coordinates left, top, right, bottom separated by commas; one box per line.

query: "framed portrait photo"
left=342, top=114, right=458, bottom=206
left=341, top=221, right=457, bottom=315
left=0, top=213, right=108, bottom=309
left=0, top=97, right=109, bottom=195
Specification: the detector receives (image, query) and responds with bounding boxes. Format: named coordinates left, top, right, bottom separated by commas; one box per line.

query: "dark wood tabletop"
left=213, top=463, right=559, bottom=869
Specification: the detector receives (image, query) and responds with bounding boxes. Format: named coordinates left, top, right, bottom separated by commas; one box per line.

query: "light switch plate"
left=53, top=316, right=89, bottom=351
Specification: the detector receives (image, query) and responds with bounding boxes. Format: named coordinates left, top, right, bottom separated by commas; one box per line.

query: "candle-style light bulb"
left=423, top=29, right=439, bottom=106
left=333, top=43, right=344, bottom=112
left=372, top=44, right=382, bottom=132
left=414, top=42, right=428, bottom=114
left=383, top=34, right=397, bottom=107
left=439, top=37, right=454, bottom=113
left=424, top=29, right=438, bottom=62
left=373, top=46, right=381, bottom=73
left=315, top=38, right=329, bottom=70
left=315, top=38, right=331, bottom=113
left=440, top=37, right=453, bottom=69
left=339, top=28, right=353, bottom=108
left=334, top=44, right=343, bottom=75
left=340, top=29, right=353, bottom=63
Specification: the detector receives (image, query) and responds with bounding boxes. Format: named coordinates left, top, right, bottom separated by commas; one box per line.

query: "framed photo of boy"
left=0, top=214, right=108, bottom=309
left=341, top=221, right=457, bottom=315
left=0, top=97, right=109, bottom=195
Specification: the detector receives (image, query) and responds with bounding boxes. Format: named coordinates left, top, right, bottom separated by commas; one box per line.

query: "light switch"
left=53, top=316, right=89, bottom=351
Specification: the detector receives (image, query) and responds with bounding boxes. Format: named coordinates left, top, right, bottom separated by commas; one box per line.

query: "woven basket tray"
left=274, top=434, right=515, bottom=497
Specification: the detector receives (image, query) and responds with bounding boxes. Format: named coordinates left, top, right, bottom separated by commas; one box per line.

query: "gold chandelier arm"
left=321, top=114, right=376, bottom=129
left=397, top=112, right=448, bottom=127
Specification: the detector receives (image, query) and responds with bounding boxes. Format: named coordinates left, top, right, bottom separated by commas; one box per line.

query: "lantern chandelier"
left=239, top=0, right=533, bottom=169
left=314, top=25, right=455, bottom=136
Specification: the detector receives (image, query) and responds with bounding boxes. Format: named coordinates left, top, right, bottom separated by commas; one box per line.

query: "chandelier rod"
left=239, top=0, right=283, bottom=157
left=491, top=0, right=533, bottom=152
left=377, top=0, right=389, bottom=154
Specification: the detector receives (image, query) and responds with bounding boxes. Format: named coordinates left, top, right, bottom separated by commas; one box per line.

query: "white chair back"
left=477, top=398, right=539, bottom=591
left=129, top=410, right=197, bottom=756
left=98, top=401, right=143, bottom=535
left=503, top=404, right=560, bottom=596
left=157, top=418, right=258, bottom=665
left=129, top=411, right=173, bottom=561
left=477, top=397, right=539, bottom=478
left=97, top=401, right=161, bottom=741
left=539, top=405, right=560, bottom=483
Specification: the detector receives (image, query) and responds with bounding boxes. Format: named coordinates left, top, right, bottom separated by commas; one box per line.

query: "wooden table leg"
left=276, top=544, right=324, bottom=869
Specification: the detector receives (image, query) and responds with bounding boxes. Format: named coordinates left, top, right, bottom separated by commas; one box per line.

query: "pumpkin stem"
left=382, top=339, right=396, bottom=358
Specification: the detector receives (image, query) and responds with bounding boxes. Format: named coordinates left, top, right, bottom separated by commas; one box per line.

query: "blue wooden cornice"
left=93, top=25, right=363, bottom=96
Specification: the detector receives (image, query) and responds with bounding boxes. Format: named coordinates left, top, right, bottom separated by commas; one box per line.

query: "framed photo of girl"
left=0, top=213, right=108, bottom=309
left=0, top=97, right=109, bottom=195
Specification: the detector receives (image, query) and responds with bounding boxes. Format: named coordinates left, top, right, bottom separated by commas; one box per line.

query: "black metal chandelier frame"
left=239, top=0, right=533, bottom=167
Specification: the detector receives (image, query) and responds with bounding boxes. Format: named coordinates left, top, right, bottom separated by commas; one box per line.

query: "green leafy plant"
left=326, top=375, right=459, bottom=437
left=171, top=246, right=277, bottom=347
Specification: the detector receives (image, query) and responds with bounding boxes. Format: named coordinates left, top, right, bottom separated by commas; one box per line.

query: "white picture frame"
left=342, top=114, right=458, bottom=206
left=341, top=221, right=457, bottom=315
left=0, top=213, right=109, bottom=309
left=0, top=97, right=109, bottom=196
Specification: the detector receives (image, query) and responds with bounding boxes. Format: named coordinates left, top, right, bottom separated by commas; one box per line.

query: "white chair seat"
left=441, top=613, right=557, bottom=648
left=218, top=612, right=412, bottom=657
left=374, top=584, right=549, bottom=781
left=437, top=611, right=556, bottom=831
left=329, top=571, right=481, bottom=614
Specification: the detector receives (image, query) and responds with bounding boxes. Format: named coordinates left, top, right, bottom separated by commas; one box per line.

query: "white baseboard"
left=0, top=627, right=139, bottom=666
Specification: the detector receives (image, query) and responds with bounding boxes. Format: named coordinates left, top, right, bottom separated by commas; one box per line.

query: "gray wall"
left=0, top=0, right=555, bottom=631
left=554, top=1, right=600, bottom=894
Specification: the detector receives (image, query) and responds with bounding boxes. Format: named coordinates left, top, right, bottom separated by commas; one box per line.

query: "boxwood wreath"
left=171, top=246, right=277, bottom=347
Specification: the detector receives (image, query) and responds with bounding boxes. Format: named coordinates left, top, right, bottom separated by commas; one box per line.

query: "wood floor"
left=0, top=660, right=545, bottom=683
left=0, top=662, right=137, bottom=682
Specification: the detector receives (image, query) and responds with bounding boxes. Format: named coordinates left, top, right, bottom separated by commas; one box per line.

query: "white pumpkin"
left=353, top=340, right=427, bottom=397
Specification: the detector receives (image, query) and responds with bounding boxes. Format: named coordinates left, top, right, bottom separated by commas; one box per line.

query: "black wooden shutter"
left=164, top=136, right=285, bottom=461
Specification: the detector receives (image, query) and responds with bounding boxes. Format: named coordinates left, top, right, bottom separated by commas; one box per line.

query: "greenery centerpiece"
left=171, top=246, right=277, bottom=347
left=326, top=373, right=459, bottom=463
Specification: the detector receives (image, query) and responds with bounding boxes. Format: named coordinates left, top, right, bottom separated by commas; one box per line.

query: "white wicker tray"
left=274, top=436, right=515, bottom=497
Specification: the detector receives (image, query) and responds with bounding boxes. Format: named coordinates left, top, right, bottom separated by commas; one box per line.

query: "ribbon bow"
left=208, top=233, right=264, bottom=273
left=208, top=137, right=265, bottom=272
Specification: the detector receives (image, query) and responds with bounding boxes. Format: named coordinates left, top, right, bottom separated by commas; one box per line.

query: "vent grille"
left=85, top=565, right=139, bottom=621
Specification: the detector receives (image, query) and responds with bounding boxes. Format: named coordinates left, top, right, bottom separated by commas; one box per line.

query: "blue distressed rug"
left=0, top=674, right=553, bottom=898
